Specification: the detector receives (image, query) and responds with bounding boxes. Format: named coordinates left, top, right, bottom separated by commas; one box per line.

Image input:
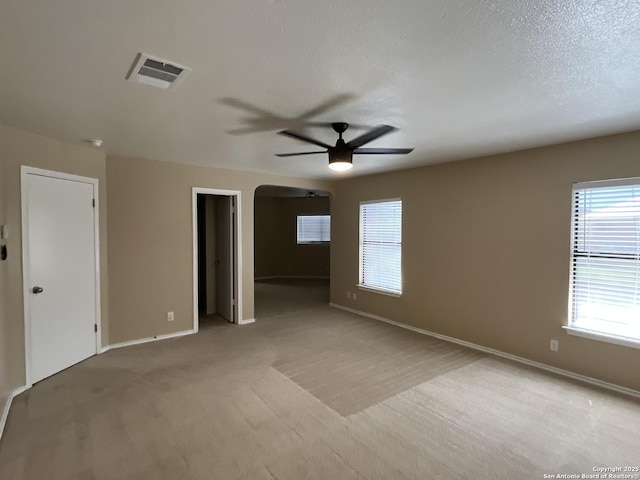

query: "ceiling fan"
left=276, top=122, right=413, bottom=171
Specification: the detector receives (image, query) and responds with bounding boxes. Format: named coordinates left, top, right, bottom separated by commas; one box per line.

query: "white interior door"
left=215, top=196, right=235, bottom=323
left=23, top=170, right=98, bottom=384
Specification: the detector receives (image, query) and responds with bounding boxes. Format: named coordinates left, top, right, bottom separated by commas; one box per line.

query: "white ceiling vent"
left=126, top=53, right=191, bottom=90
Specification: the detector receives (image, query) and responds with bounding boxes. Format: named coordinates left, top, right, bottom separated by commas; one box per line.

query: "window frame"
left=296, top=214, right=331, bottom=245
left=357, top=198, right=403, bottom=297
left=564, top=177, right=640, bottom=350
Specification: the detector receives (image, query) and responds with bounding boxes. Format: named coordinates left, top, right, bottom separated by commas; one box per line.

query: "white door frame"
left=21, top=166, right=102, bottom=387
left=192, top=187, right=243, bottom=331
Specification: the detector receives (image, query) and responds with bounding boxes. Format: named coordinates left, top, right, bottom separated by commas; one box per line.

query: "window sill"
left=563, top=326, right=640, bottom=351
left=356, top=284, right=402, bottom=298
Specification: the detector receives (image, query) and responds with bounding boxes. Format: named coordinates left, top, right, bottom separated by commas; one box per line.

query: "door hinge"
left=94, top=324, right=97, bottom=333
left=92, top=199, right=95, bottom=208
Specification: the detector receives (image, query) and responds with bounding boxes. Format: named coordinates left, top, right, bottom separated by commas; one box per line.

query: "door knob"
left=32, top=286, right=44, bottom=294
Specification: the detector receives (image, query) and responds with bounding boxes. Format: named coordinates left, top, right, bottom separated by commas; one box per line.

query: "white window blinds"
left=297, top=215, right=330, bottom=244
left=359, top=199, right=402, bottom=294
left=569, top=179, right=640, bottom=341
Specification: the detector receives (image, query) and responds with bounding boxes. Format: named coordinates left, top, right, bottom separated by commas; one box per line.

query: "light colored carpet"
left=254, top=278, right=330, bottom=319
left=0, top=280, right=639, bottom=479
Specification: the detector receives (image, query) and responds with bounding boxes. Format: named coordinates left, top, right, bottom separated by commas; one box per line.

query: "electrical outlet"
left=167, top=311, right=174, bottom=322
left=347, top=291, right=351, bottom=299
left=352, top=292, right=357, bottom=301
left=550, top=339, right=558, bottom=352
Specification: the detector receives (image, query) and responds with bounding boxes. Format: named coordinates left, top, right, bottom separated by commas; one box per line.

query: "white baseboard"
left=0, top=385, right=29, bottom=442
left=12, top=385, right=29, bottom=397
left=255, top=276, right=329, bottom=281
left=0, top=393, right=12, bottom=441
left=238, top=318, right=255, bottom=325
left=3, top=328, right=197, bottom=441
left=329, top=303, right=640, bottom=400
left=102, top=329, right=195, bottom=353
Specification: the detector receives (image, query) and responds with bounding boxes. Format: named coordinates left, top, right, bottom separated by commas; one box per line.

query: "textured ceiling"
left=1, top=0, right=639, bottom=179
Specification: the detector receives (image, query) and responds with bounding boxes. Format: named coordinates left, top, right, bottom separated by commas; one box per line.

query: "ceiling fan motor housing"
left=332, top=122, right=349, bottom=135
left=329, top=147, right=352, bottom=168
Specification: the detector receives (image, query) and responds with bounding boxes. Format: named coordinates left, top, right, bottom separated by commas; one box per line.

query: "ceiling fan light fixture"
left=276, top=122, right=412, bottom=171
left=328, top=161, right=353, bottom=171
left=328, top=149, right=353, bottom=171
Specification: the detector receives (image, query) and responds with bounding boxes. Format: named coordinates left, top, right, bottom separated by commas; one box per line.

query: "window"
left=297, top=215, right=330, bottom=244
left=568, top=178, right=640, bottom=344
left=359, top=199, right=402, bottom=295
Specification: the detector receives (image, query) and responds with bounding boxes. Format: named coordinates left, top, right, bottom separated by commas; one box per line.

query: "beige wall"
left=330, top=130, right=640, bottom=392
left=106, top=155, right=332, bottom=344
left=1, top=121, right=638, bottom=399
left=0, top=124, right=108, bottom=396
left=0, top=125, right=9, bottom=404
left=255, top=196, right=330, bottom=278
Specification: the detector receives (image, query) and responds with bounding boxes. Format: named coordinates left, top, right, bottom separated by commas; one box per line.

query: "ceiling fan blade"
left=346, top=125, right=396, bottom=148
left=219, top=97, right=280, bottom=118
left=278, top=130, right=332, bottom=149
left=352, top=148, right=414, bottom=155
left=275, top=151, right=327, bottom=157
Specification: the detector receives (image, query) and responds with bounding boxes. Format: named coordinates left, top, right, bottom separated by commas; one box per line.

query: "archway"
left=254, top=185, right=332, bottom=320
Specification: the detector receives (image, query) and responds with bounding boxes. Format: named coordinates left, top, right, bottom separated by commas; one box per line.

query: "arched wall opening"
left=254, top=185, right=332, bottom=321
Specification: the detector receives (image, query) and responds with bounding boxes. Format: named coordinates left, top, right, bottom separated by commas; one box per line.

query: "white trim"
left=573, top=176, right=640, bottom=190
left=105, top=329, right=195, bottom=351
left=359, top=197, right=402, bottom=206
left=11, top=385, right=29, bottom=397
left=563, top=326, right=640, bottom=350
left=255, top=276, right=330, bottom=281
left=567, top=179, right=640, bottom=346
left=0, top=385, right=30, bottom=442
left=21, top=166, right=102, bottom=387
left=329, top=303, right=640, bottom=400
left=358, top=198, right=403, bottom=296
left=20, top=171, right=31, bottom=388
left=296, top=213, right=331, bottom=245
left=93, top=185, right=102, bottom=353
left=356, top=284, right=402, bottom=297
left=192, top=187, right=244, bottom=330
left=567, top=188, right=577, bottom=333
left=0, top=393, right=13, bottom=441
left=237, top=318, right=255, bottom=325
left=21, top=166, right=100, bottom=185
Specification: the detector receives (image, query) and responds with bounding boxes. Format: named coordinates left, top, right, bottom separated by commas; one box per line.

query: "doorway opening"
left=192, top=188, right=242, bottom=331
left=254, top=185, right=331, bottom=320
